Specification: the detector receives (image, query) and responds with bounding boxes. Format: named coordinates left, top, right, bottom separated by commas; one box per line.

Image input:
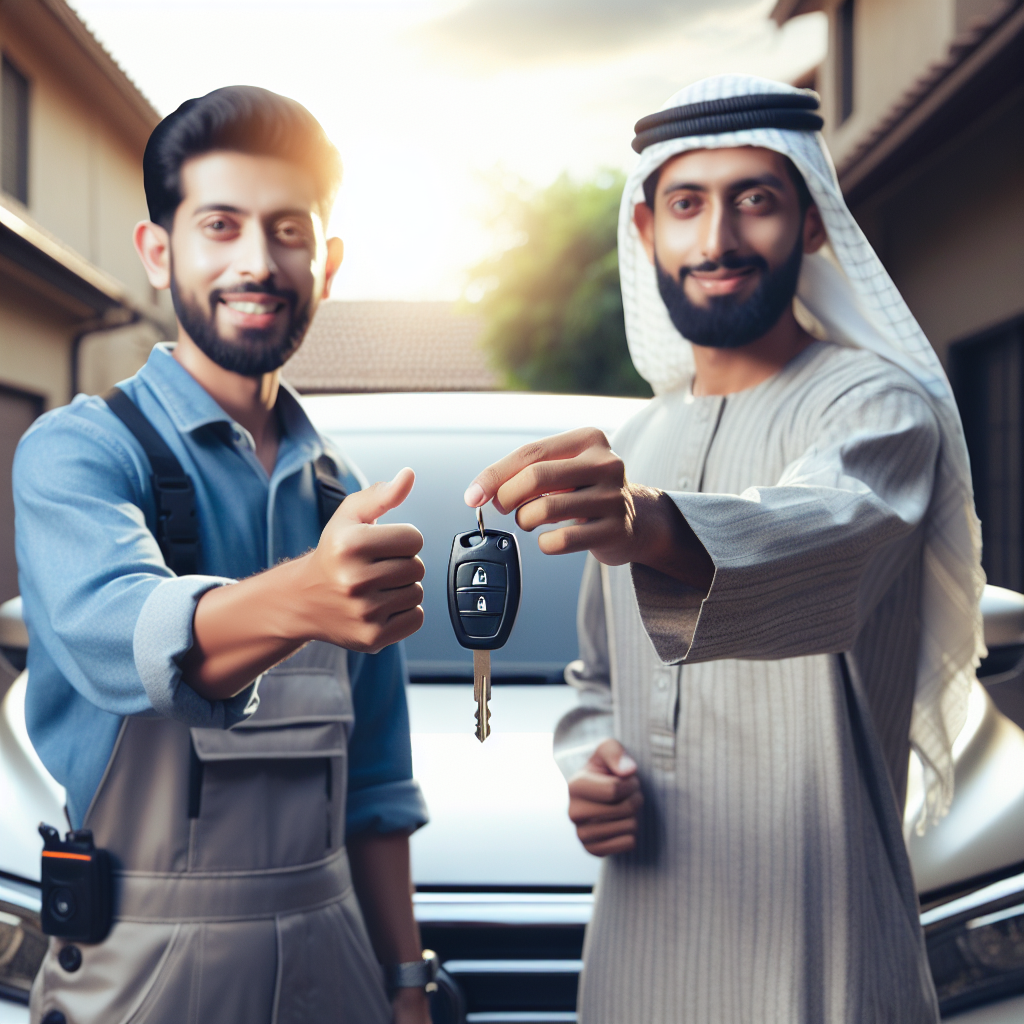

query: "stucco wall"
left=851, top=89, right=1024, bottom=365
left=77, top=320, right=163, bottom=397
left=0, top=9, right=159, bottom=314
left=822, top=0, right=954, bottom=165
left=819, top=0, right=1007, bottom=167
left=0, top=277, right=77, bottom=410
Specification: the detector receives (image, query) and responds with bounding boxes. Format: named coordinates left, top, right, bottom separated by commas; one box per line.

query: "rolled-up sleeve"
left=14, top=409, right=248, bottom=726
left=345, top=642, right=429, bottom=836
left=134, top=576, right=258, bottom=727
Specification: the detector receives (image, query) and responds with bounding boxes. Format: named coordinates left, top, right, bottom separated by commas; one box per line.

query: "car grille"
left=416, top=892, right=589, bottom=1023
left=417, top=872, right=1024, bottom=1023
left=2, top=873, right=1021, bottom=1019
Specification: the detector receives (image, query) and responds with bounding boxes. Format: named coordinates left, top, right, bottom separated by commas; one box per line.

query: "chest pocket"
left=188, top=643, right=353, bottom=872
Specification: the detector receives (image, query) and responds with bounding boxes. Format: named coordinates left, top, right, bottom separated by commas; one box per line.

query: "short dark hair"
left=641, top=153, right=813, bottom=214
left=143, top=86, right=343, bottom=229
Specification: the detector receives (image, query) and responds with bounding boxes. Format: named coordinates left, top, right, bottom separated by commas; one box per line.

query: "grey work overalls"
left=30, top=641, right=393, bottom=1024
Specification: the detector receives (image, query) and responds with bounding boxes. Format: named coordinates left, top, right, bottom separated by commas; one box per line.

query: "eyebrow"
left=192, top=204, right=314, bottom=219
left=193, top=203, right=246, bottom=216
left=660, top=173, right=788, bottom=196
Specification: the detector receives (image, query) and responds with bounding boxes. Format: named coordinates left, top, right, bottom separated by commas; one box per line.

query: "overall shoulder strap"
left=105, top=387, right=200, bottom=576
left=313, top=453, right=348, bottom=528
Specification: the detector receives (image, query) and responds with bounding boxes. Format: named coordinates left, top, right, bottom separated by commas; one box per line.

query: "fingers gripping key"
left=448, top=508, right=522, bottom=742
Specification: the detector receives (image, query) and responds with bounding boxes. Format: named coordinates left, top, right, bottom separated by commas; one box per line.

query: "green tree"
left=469, top=171, right=652, bottom=397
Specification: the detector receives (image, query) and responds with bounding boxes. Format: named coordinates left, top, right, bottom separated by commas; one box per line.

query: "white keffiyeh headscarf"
left=620, top=73, right=985, bottom=830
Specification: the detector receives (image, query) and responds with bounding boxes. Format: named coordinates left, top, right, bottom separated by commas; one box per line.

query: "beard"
left=655, top=233, right=803, bottom=350
left=170, top=269, right=311, bottom=377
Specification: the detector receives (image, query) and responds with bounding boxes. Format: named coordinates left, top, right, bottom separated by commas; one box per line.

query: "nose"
left=234, top=221, right=279, bottom=282
left=699, top=195, right=740, bottom=264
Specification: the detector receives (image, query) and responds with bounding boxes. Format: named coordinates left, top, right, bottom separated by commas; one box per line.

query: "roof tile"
left=284, top=300, right=498, bottom=393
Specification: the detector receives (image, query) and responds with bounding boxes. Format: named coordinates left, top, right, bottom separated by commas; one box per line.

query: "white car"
left=1, top=391, right=1022, bottom=1023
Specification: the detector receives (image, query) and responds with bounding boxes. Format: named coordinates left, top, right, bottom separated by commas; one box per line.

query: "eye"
left=275, top=219, right=312, bottom=247
left=668, top=194, right=699, bottom=214
left=737, top=191, right=774, bottom=211
left=200, top=214, right=239, bottom=238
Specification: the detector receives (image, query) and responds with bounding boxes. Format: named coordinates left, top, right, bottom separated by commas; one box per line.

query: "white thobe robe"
left=554, top=340, right=941, bottom=1023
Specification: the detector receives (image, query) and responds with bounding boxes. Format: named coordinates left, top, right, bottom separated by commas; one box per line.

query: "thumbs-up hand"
left=184, top=468, right=425, bottom=700
left=307, top=467, right=425, bottom=653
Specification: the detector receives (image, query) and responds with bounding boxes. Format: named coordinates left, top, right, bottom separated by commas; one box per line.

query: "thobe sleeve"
left=553, top=554, right=617, bottom=780
left=632, top=383, right=941, bottom=664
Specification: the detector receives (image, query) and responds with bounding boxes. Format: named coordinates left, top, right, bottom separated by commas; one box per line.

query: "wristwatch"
left=386, top=949, right=439, bottom=995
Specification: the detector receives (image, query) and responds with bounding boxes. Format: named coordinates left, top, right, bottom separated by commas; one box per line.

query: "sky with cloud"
left=69, top=0, right=825, bottom=300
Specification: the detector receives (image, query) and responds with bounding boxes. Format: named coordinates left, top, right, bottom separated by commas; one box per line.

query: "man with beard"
left=465, top=76, right=983, bottom=1022
left=15, top=87, right=433, bottom=1024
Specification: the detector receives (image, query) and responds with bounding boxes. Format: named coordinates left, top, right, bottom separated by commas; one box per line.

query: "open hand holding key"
left=464, top=428, right=714, bottom=589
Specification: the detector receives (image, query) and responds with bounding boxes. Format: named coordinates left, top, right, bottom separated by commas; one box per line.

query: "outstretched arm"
left=465, top=384, right=939, bottom=664
left=183, top=468, right=425, bottom=700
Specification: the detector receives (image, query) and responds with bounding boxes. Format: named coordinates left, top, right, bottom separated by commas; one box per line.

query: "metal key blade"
left=473, top=649, right=491, bottom=742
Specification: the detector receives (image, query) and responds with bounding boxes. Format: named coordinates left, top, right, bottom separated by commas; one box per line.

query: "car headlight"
left=923, top=870, right=1024, bottom=1015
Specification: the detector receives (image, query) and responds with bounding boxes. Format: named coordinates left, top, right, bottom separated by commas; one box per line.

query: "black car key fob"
left=448, top=509, right=522, bottom=741
left=447, top=510, right=522, bottom=650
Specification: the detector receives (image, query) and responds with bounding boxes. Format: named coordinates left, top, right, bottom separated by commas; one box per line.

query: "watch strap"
left=387, top=949, right=439, bottom=992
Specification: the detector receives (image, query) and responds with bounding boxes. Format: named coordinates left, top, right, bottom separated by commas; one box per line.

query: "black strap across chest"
left=105, top=387, right=347, bottom=576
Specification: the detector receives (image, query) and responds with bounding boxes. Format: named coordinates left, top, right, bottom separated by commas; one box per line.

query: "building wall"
left=815, top=0, right=1024, bottom=598
left=0, top=275, right=79, bottom=409
left=77, top=320, right=166, bottom=398
left=0, top=3, right=169, bottom=602
left=821, top=0, right=953, bottom=166
left=0, top=12, right=159, bottom=315
left=819, top=0, right=1008, bottom=168
left=0, top=277, right=81, bottom=602
left=852, top=88, right=1024, bottom=365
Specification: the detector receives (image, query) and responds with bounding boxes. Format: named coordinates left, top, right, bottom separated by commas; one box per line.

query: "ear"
left=134, top=221, right=171, bottom=289
left=802, top=204, right=827, bottom=255
left=632, top=203, right=657, bottom=266
left=321, top=237, right=344, bottom=299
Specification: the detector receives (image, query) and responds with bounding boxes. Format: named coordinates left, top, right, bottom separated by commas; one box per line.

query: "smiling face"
left=165, top=150, right=336, bottom=376
left=633, top=146, right=825, bottom=349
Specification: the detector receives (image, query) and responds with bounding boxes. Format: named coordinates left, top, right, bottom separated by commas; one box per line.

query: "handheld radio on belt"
left=38, top=824, right=112, bottom=944
left=38, top=387, right=348, bottom=943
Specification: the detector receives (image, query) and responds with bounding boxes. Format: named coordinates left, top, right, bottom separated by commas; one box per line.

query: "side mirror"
left=979, top=585, right=1024, bottom=684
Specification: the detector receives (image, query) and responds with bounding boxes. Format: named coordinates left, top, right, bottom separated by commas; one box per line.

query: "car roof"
left=302, top=391, right=648, bottom=437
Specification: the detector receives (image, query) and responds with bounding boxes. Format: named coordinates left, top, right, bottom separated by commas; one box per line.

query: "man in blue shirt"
left=15, top=87, right=432, bottom=1024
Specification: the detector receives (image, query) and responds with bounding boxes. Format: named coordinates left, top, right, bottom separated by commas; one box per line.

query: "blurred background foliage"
left=467, top=171, right=652, bottom=398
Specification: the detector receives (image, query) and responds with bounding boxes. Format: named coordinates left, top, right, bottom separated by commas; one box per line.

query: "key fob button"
left=456, top=590, right=506, bottom=614
left=461, top=614, right=502, bottom=638
left=456, top=561, right=506, bottom=589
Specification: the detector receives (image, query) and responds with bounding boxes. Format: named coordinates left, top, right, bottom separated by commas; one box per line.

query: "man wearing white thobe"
left=464, top=76, right=984, bottom=1022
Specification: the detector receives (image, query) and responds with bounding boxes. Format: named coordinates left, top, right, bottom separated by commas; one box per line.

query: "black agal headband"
left=631, top=93, right=823, bottom=154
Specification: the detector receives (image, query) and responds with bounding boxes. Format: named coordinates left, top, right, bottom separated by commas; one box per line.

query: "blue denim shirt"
left=13, top=344, right=428, bottom=833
